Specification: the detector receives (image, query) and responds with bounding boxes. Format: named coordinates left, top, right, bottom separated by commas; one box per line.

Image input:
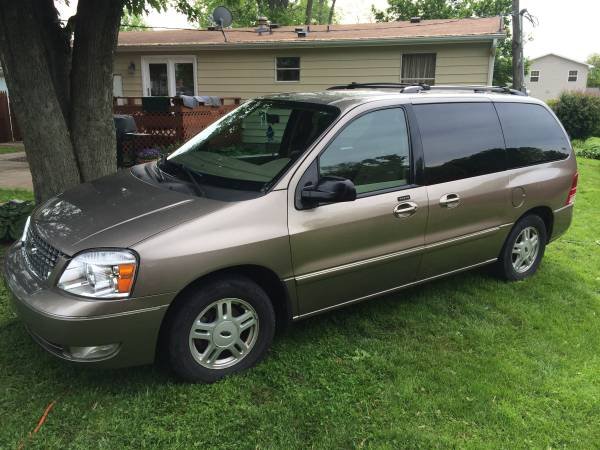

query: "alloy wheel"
left=188, top=298, right=259, bottom=369
left=511, top=226, right=540, bottom=273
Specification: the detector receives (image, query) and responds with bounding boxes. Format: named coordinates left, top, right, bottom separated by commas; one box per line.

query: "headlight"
left=57, top=250, right=137, bottom=299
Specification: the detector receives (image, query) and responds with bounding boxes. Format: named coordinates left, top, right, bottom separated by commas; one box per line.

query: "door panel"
left=288, top=105, right=427, bottom=316
left=289, top=187, right=428, bottom=315
left=420, top=173, right=510, bottom=278
left=412, top=101, right=511, bottom=278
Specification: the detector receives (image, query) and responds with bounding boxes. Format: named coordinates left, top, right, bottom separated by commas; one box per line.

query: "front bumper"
left=3, top=242, right=173, bottom=368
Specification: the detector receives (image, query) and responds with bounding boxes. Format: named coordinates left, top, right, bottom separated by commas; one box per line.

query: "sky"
left=57, top=0, right=599, bottom=62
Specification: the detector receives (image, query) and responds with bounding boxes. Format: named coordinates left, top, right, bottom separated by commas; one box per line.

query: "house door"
left=142, top=56, right=197, bottom=97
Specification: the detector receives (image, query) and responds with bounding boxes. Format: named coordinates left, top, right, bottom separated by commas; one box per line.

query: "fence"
left=0, top=91, right=21, bottom=143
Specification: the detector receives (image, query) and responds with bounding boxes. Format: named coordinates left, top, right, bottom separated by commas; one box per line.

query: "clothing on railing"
left=181, top=95, right=223, bottom=108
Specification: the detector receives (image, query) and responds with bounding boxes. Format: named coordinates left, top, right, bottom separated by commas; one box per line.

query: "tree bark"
left=511, top=0, right=525, bottom=92
left=317, top=0, right=325, bottom=24
left=0, top=0, right=80, bottom=202
left=305, top=0, right=314, bottom=25
left=328, top=0, right=337, bottom=24
left=70, top=0, right=123, bottom=182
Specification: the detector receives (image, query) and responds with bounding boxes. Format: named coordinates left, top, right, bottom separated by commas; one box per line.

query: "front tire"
left=163, top=276, right=275, bottom=383
left=497, top=214, right=547, bottom=281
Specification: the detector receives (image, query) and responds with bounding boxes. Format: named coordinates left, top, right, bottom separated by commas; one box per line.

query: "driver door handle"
left=393, top=202, right=418, bottom=218
left=439, top=193, right=461, bottom=208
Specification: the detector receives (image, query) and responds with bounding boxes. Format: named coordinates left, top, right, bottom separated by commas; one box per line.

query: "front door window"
left=143, top=57, right=197, bottom=97
left=149, top=63, right=169, bottom=96
left=174, top=63, right=195, bottom=96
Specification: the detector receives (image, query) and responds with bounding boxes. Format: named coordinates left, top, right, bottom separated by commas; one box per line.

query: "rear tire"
left=163, top=275, right=275, bottom=383
left=497, top=214, right=547, bottom=281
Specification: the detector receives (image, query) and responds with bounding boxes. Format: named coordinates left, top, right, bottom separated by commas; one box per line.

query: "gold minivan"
left=4, top=85, right=578, bottom=382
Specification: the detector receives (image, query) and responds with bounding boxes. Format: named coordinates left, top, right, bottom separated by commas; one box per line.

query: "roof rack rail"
left=425, top=85, right=527, bottom=96
left=327, top=82, right=527, bottom=96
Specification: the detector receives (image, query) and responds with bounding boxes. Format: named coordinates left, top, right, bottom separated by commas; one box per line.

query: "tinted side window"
left=414, top=103, right=506, bottom=185
left=319, top=108, right=410, bottom=194
left=495, top=103, right=570, bottom=169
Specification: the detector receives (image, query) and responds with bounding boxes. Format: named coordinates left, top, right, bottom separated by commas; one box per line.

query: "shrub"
left=0, top=200, right=35, bottom=241
left=551, top=92, right=600, bottom=140
left=573, top=137, right=600, bottom=160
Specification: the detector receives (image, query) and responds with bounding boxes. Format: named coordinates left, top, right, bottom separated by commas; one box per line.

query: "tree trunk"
left=70, top=0, right=123, bottom=182
left=511, top=0, right=525, bottom=92
left=328, top=0, right=337, bottom=24
left=317, top=0, right=325, bottom=24
left=0, top=0, right=80, bottom=202
left=305, top=0, right=314, bottom=25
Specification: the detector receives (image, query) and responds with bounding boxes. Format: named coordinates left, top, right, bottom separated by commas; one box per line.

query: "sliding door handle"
left=439, top=193, right=461, bottom=208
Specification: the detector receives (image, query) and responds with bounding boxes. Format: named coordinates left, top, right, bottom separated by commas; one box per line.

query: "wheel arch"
left=157, top=264, right=293, bottom=353
left=516, top=206, right=554, bottom=243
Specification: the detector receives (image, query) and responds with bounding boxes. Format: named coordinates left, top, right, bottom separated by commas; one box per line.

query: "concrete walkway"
left=0, top=150, right=33, bottom=190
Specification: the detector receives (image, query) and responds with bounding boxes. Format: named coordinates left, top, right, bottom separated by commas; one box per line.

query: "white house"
left=525, top=53, right=592, bottom=101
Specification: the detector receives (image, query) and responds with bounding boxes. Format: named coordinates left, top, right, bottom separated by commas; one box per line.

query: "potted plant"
left=136, top=147, right=162, bottom=165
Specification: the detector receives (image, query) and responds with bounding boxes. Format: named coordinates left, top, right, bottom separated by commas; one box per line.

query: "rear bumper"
left=551, top=204, right=574, bottom=242
left=3, top=242, right=173, bottom=368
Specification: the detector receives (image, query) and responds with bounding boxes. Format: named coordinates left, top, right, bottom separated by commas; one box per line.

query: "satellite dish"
left=213, top=6, right=233, bottom=28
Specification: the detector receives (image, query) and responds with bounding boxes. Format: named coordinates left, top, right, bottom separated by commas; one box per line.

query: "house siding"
left=525, top=55, right=590, bottom=102
left=114, top=42, right=493, bottom=99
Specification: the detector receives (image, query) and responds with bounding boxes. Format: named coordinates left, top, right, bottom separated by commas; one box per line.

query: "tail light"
left=566, top=172, right=578, bottom=205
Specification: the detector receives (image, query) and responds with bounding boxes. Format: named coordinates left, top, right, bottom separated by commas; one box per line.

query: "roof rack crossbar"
left=326, top=82, right=427, bottom=90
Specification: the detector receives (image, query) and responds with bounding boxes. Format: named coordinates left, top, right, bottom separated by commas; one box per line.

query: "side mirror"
left=301, top=177, right=357, bottom=207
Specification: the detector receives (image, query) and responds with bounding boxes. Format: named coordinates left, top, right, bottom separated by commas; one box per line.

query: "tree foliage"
left=372, top=0, right=511, bottom=23
left=587, top=53, right=600, bottom=88
left=120, top=10, right=148, bottom=31
left=194, top=0, right=333, bottom=28
left=551, top=92, right=600, bottom=140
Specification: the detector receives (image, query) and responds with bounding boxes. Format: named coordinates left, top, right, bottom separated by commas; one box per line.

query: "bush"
left=573, top=137, right=600, bottom=160
left=550, top=92, right=600, bottom=140
left=0, top=200, right=35, bottom=241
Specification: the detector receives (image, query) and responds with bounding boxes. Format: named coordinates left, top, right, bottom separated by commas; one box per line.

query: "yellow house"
left=114, top=17, right=504, bottom=100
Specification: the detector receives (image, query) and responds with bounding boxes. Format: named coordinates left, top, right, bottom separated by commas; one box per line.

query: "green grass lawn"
left=0, top=188, right=34, bottom=203
left=1, top=159, right=599, bottom=449
left=0, top=145, right=23, bottom=155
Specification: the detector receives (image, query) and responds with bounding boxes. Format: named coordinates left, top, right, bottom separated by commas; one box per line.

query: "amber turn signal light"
left=117, top=263, right=136, bottom=294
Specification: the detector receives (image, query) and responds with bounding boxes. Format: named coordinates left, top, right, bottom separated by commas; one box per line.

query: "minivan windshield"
left=162, top=99, right=340, bottom=192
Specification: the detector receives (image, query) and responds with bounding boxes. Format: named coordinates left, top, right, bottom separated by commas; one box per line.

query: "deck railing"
left=113, top=96, right=242, bottom=162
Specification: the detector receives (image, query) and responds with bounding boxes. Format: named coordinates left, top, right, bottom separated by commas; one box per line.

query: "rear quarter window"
left=494, top=102, right=570, bottom=169
left=414, top=102, right=506, bottom=185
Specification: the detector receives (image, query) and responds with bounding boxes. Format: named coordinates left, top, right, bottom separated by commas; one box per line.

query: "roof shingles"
left=117, top=16, right=503, bottom=48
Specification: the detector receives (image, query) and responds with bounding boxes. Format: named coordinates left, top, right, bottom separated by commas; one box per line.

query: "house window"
left=141, top=56, right=197, bottom=97
left=568, top=70, right=578, bottom=82
left=276, top=57, right=300, bottom=82
left=530, top=70, right=540, bottom=82
left=401, top=53, right=436, bottom=85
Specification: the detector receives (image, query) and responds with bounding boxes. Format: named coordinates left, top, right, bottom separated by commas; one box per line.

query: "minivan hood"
left=32, top=169, right=226, bottom=255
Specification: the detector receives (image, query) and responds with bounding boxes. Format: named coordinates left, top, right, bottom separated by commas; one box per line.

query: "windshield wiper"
left=159, top=158, right=206, bottom=197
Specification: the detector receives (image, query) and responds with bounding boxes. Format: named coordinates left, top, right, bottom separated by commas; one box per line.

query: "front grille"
left=23, top=225, right=66, bottom=280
